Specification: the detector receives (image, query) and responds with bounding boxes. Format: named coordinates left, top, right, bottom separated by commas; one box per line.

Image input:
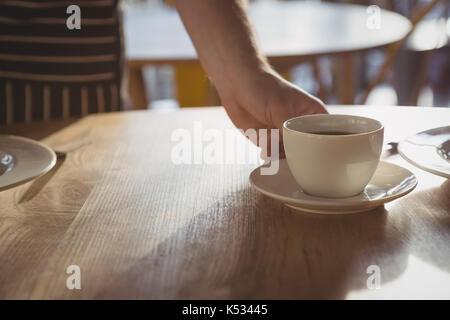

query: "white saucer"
left=0, top=135, right=56, bottom=192
left=249, top=159, right=418, bottom=214
left=398, top=126, right=450, bottom=179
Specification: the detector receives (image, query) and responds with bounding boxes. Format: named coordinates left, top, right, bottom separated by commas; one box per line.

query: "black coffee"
left=308, top=131, right=355, bottom=135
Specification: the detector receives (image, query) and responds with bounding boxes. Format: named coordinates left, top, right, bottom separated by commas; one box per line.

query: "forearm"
left=174, top=0, right=327, bottom=137
left=174, top=0, right=271, bottom=97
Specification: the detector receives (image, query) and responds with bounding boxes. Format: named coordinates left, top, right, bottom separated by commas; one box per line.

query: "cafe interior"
left=124, top=0, right=449, bottom=110
left=0, top=0, right=449, bottom=300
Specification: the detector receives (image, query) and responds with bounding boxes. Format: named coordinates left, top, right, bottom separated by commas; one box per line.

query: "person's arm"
left=175, top=0, right=327, bottom=151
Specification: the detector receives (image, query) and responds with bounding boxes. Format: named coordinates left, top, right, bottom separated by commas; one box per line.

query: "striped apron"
left=0, top=0, right=124, bottom=125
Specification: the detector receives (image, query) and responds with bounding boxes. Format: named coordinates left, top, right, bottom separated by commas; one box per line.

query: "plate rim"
left=249, top=159, right=418, bottom=210
left=0, top=135, right=57, bottom=192
left=398, top=126, right=450, bottom=179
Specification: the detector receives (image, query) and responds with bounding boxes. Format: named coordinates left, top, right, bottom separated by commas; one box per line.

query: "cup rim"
left=283, top=114, right=384, bottom=138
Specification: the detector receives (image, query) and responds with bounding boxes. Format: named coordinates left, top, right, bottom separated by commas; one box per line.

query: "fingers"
left=309, top=96, right=328, bottom=115
left=224, top=102, right=285, bottom=160
left=223, top=101, right=264, bottom=133
left=273, top=90, right=328, bottom=130
left=222, top=82, right=326, bottom=162
left=260, top=131, right=285, bottom=160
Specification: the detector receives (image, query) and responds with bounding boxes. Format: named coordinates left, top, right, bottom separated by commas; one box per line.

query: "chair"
left=359, top=0, right=444, bottom=104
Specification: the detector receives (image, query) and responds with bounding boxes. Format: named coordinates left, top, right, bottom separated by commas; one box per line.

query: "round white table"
left=124, top=1, right=411, bottom=107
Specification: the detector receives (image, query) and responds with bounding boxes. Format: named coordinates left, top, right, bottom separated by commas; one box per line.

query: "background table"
left=0, top=106, right=449, bottom=299
left=125, top=1, right=412, bottom=107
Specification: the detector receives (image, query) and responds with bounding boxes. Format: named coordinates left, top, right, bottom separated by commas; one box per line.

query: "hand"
left=174, top=0, right=327, bottom=158
left=217, top=68, right=328, bottom=158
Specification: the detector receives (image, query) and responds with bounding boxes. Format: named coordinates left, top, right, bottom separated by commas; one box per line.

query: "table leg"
left=338, top=53, right=355, bottom=104
left=409, top=51, right=433, bottom=106
left=312, top=58, right=327, bottom=102
left=128, top=66, right=148, bottom=109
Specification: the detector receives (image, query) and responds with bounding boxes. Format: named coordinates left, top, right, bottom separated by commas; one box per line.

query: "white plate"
left=0, top=135, right=56, bottom=192
left=250, top=159, right=417, bottom=214
left=398, top=126, right=450, bottom=179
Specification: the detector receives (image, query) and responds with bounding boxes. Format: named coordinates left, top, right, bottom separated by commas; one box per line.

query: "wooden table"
left=1, top=106, right=449, bottom=299
left=125, top=1, right=412, bottom=107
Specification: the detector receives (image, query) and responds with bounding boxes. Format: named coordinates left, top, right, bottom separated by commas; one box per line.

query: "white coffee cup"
left=283, top=114, right=384, bottom=198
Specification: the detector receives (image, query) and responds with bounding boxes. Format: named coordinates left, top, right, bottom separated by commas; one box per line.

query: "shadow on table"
left=403, top=179, right=450, bottom=274
left=95, top=185, right=423, bottom=299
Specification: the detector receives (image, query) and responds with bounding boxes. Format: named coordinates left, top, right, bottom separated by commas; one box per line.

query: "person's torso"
left=0, top=0, right=124, bottom=125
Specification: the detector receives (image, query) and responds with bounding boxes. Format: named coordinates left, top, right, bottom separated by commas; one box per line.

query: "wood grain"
left=0, top=106, right=449, bottom=299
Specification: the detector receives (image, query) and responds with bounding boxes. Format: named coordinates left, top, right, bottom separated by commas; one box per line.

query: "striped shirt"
left=0, top=0, right=124, bottom=125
